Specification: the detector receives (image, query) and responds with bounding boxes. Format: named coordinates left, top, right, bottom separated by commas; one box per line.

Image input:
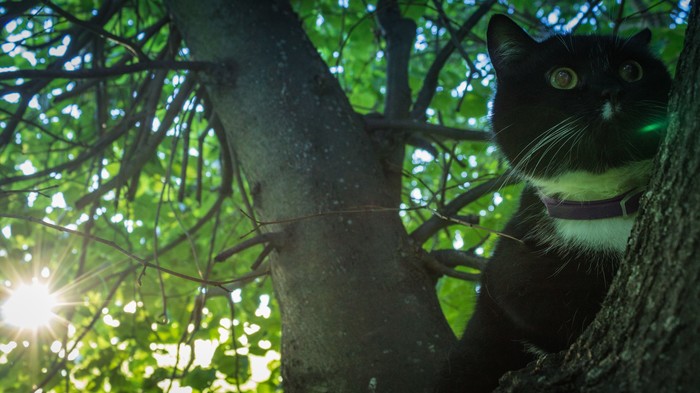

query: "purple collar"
left=540, top=188, right=645, bottom=220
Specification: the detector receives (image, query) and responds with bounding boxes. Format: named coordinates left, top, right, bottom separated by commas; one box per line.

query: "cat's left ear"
left=627, top=28, right=652, bottom=46
left=487, top=15, right=537, bottom=73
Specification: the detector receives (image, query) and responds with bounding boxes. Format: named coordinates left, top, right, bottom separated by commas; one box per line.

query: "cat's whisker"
left=492, top=123, right=516, bottom=136
left=509, top=116, right=579, bottom=168
left=539, top=125, right=588, bottom=177
left=511, top=116, right=584, bottom=177
left=567, top=128, right=588, bottom=168
left=530, top=124, right=583, bottom=178
left=555, top=34, right=574, bottom=54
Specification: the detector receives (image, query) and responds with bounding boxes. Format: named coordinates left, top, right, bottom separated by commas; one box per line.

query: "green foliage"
left=0, top=0, right=687, bottom=392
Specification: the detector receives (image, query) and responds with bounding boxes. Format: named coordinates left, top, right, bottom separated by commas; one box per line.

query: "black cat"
left=436, top=15, right=671, bottom=392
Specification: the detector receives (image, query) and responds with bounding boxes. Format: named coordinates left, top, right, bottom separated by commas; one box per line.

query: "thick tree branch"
left=376, top=0, right=416, bottom=119
left=376, top=0, right=418, bottom=206
left=422, top=252, right=481, bottom=282
left=364, top=116, right=491, bottom=142
left=0, top=60, right=212, bottom=82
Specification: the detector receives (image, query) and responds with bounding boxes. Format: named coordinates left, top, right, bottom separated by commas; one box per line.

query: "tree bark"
left=167, top=1, right=454, bottom=392
left=497, top=3, right=700, bottom=392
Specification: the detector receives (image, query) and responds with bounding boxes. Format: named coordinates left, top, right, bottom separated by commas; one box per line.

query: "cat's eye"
left=619, top=60, right=643, bottom=82
left=549, top=67, right=578, bottom=90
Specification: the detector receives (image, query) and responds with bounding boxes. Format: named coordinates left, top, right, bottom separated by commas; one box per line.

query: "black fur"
left=490, top=15, right=670, bottom=177
left=436, top=15, right=671, bottom=392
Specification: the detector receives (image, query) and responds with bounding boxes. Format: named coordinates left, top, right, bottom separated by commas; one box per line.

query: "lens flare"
left=2, top=282, right=58, bottom=329
left=639, top=121, right=667, bottom=134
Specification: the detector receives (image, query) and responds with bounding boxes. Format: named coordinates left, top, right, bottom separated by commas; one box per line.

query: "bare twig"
left=34, top=268, right=131, bottom=392
left=215, top=232, right=283, bottom=262
left=0, top=213, right=256, bottom=289
left=225, top=296, right=243, bottom=392
left=411, top=174, right=518, bottom=244
left=431, top=210, right=524, bottom=245
left=0, top=110, right=147, bottom=187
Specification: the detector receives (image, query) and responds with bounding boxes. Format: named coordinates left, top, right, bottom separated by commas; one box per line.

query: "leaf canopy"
left=0, top=0, right=687, bottom=391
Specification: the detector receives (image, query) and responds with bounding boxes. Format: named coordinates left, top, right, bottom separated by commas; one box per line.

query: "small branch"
left=251, top=244, right=273, bottom=270
left=447, top=214, right=479, bottom=225
left=571, top=1, right=604, bottom=33
left=431, top=210, right=524, bottom=245
left=206, top=264, right=271, bottom=297
left=34, top=268, right=131, bottom=392
left=411, top=174, right=517, bottom=244
left=195, top=130, right=206, bottom=204
left=0, top=184, right=58, bottom=199
left=217, top=265, right=270, bottom=285
left=74, top=77, right=196, bottom=209
left=421, top=251, right=481, bottom=281
left=433, top=0, right=481, bottom=81
left=430, top=249, right=487, bottom=271
left=613, top=0, right=627, bottom=36
left=0, top=213, right=251, bottom=289
left=42, top=0, right=148, bottom=60
left=0, top=60, right=213, bottom=82
left=364, top=116, right=491, bottom=142
left=411, top=0, right=498, bottom=121
left=215, top=232, right=283, bottom=262
left=0, top=88, right=34, bottom=148
left=0, top=106, right=86, bottom=146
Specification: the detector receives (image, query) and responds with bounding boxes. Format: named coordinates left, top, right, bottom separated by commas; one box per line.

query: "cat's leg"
left=435, top=294, right=532, bottom=393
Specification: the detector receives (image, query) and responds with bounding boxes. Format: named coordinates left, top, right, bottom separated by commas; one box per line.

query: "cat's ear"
left=627, top=28, right=652, bottom=46
left=487, top=15, right=536, bottom=73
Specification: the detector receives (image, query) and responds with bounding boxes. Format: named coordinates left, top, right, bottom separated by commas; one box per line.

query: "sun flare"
left=2, top=282, right=58, bottom=329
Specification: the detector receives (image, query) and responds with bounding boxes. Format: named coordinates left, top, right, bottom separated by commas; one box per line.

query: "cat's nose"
left=600, top=87, right=621, bottom=100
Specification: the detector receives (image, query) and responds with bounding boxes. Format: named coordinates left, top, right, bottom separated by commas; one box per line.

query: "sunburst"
left=2, top=281, right=59, bottom=329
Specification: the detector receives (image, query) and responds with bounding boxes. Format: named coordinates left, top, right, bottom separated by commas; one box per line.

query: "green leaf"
left=182, top=367, right=217, bottom=391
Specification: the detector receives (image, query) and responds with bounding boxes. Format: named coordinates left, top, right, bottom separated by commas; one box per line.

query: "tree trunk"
left=497, top=3, right=700, bottom=392
left=167, top=1, right=454, bottom=392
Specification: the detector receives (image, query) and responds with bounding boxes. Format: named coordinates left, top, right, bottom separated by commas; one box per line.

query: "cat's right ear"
left=487, top=15, right=537, bottom=73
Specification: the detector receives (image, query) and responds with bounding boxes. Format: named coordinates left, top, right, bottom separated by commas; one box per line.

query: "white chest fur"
left=550, top=215, right=636, bottom=254
left=528, top=160, right=651, bottom=254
